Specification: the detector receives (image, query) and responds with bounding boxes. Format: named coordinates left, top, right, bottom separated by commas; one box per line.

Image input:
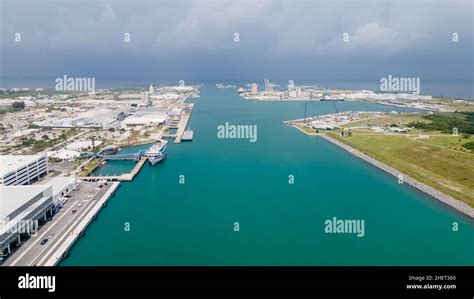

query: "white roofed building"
left=0, top=185, right=55, bottom=261
left=0, top=154, right=48, bottom=186
left=121, top=111, right=168, bottom=127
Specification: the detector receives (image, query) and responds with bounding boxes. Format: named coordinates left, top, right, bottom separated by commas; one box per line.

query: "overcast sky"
left=0, top=0, right=473, bottom=82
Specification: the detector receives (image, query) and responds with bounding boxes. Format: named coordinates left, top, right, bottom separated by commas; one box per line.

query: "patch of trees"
left=407, top=112, right=474, bottom=134
left=462, top=141, right=474, bottom=151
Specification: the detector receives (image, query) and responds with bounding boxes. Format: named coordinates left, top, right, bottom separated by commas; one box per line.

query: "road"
left=3, top=181, right=114, bottom=266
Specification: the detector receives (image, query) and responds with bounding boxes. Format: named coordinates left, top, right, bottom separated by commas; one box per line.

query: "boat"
left=237, top=87, right=250, bottom=93
left=321, top=91, right=344, bottom=101
left=216, top=84, right=237, bottom=89
left=101, top=145, right=119, bottom=155
left=320, top=98, right=345, bottom=101
left=145, top=140, right=168, bottom=165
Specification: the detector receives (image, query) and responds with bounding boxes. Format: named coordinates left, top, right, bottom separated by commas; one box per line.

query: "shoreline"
left=316, top=133, right=474, bottom=219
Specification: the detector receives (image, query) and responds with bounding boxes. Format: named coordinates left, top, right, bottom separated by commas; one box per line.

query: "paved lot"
left=3, top=181, right=113, bottom=266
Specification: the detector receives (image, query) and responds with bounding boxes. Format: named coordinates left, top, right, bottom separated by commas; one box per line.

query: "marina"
left=81, top=139, right=169, bottom=181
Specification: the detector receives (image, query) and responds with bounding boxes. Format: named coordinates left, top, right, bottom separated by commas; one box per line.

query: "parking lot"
left=4, top=180, right=114, bottom=266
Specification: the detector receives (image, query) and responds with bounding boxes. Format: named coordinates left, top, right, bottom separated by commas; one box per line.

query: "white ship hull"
left=145, top=140, right=168, bottom=165
left=148, top=153, right=166, bottom=165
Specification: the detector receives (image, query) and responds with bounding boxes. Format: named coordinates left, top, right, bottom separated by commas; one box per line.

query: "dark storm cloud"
left=0, top=0, right=472, bottom=82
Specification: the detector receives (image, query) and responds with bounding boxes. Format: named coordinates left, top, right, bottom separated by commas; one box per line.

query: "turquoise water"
left=93, top=144, right=152, bottom=176
left=62, top=87, right=474, bottom=266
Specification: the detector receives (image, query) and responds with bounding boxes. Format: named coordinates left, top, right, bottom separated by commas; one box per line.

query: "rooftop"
left=0, top=185, right=51, bottom=220
left=0, top=154, right=47, bottom=177
left=43, top=176, right=76, bottom=197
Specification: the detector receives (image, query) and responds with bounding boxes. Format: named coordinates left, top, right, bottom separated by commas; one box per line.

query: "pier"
left=4, top=181, right=120, bottom=266
left=79, top=156, right=148, bottom=182
left=174, top=105, right=193, bottom=143
left=181, top=129, right=194, bottom=141
left=40, top=182, right=121, bottom=266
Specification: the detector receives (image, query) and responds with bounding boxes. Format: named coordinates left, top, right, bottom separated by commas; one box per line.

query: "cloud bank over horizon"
left=1, top=0, right=473, bottom=82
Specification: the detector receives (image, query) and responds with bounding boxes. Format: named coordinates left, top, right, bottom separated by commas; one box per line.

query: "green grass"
left=431, top=99, right=474, bottom=112
left=342, top=113, right=427, bottom=128
left=79, top=158, right=104, bottom=176
left=295, top=124, right=316, bottom=134
left=291, top=111, right=474, bottom=207
left=328, top=131, right=474, bottom=208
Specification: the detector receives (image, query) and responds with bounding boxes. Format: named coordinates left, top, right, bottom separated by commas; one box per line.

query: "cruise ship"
left=145, top=140, right=167, bottom=165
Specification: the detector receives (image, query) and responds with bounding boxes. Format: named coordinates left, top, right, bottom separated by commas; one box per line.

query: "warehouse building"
left=0, top=185, right=54, bottom=262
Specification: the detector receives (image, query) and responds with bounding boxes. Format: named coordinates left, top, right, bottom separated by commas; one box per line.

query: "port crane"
left=264, top=79, right=279, bottom=92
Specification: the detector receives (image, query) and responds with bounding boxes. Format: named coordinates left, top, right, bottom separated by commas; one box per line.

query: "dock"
left=181, top=129, right=193, bottom=141
left=40, top=182, right=121, bottom=266
left=5, top=181, right=121, bottom=266
left=79, top=156, right=148, bottom=182
left=174, top=105, right=193, bottom=144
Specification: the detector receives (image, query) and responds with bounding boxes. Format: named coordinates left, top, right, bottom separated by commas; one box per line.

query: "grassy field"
left=290, top=111, right=474, bottom=207
left=327, top=130, right=474, bottom=208
left=431, top=98, right=474, bottom=112
left=341, top=113, right=428, bottom=128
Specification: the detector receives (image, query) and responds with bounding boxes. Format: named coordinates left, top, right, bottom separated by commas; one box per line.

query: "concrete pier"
left=4, top=181, right=120, bottom=266
left=181, top=130, right=193, bottom=141
left=38, top=182, right=121, bottom=266
left=174, top=105, right=193, bottom=144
